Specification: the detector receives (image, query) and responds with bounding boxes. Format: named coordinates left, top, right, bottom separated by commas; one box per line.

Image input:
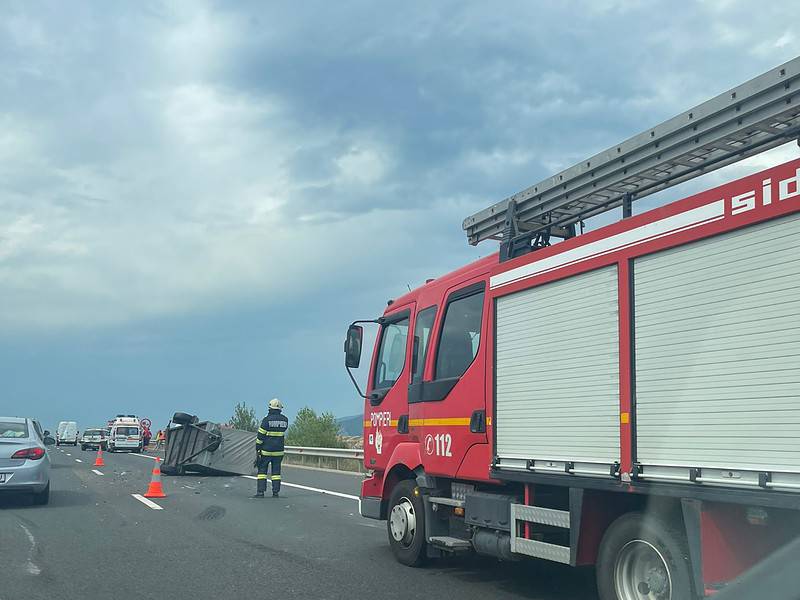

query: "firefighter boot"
left=252, top=476, right=267, bottom=498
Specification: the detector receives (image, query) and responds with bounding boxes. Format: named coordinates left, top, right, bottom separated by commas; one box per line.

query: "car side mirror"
left=43, top=436, right=55, bottom=446
left=44, top=430, right=51, bottom=436
left=344, top=324, right=364, bottom=369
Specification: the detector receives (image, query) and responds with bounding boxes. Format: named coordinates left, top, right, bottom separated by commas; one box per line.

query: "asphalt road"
left=0, top=446, right=598, bottom=600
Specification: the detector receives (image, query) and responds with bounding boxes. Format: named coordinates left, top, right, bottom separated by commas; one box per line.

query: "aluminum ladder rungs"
left=510, top=504, right=572, bottom=565
left=512, top=538, right=571, bottom=564
left=464, top=56, right=800, bottom=245
left=513, top=504, right=571, bottom=528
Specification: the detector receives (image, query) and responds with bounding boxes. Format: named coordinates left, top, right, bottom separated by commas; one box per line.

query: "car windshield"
left=115, top=427, right=139, bottom=436
left=0, top=422, right=28, bottom=438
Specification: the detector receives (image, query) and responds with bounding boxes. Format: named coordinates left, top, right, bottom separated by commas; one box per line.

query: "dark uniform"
left=255, top=408, right=289, bottom=496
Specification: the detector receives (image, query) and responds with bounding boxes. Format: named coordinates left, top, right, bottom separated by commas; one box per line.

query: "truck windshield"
left=373, top=316, right=410, bottom=389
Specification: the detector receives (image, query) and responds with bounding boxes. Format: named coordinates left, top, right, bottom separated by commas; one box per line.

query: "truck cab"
left=349, top=256, right=497, bottom=522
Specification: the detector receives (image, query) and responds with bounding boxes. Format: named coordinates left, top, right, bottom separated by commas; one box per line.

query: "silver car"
left=0, top=417, right=52, bottom=505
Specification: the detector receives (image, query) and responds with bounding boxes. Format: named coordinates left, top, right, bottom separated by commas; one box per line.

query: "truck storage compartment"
left=495, top=265, right=620, bottom=476
left=634, top=212, right=800, bottom=489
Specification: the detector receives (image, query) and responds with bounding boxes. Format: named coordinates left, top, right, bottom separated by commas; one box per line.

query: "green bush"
left=230, top=401, right=258, bottom=432
left=285, top=407, right=345, bottom=448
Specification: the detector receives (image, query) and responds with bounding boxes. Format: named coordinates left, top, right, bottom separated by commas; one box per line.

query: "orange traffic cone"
left=93, top=448, right=105, bottom=467
left=143, top=457, right=166, bottom=498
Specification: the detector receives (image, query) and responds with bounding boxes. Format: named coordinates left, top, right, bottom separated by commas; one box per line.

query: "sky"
left=1, top=0, right=799, bottom=431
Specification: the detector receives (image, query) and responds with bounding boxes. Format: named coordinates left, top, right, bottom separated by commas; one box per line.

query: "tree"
left=230, top=401, right=258, bottom=432
left=285, top=406, right=345, bottom=448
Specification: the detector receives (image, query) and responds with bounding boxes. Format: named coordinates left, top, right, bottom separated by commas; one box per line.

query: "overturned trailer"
left=162, top=412, right=257, bottom=476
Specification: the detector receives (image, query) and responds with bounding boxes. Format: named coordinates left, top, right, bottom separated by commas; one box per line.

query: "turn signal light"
left=11, top=447, right=46, bottom=460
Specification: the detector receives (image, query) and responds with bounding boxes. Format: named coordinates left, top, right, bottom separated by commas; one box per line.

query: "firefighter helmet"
left=268, top=398, right=283, bottom=410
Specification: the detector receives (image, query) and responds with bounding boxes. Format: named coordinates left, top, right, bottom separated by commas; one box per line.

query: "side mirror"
left=344, top=324, right=364, bottom=369
left=43, top=436, right=56, bottom=446
left=43, top=430, right=51, bottom=436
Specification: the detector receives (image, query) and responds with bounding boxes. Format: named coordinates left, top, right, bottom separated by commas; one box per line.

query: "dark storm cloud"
left=1, top=0, right=798, bottom=426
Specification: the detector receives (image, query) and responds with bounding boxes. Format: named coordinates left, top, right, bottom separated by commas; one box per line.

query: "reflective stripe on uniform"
left=257, top=427, right=268, bottom=434
left=260, top=450, right=284, bottom=457
left=265, top=431, right=285, bottom=437
left=270, top=475, right=281, bottom=481
left=256, top=474, right=268, bottom=480
left=256, top=439, right=263, bottom=444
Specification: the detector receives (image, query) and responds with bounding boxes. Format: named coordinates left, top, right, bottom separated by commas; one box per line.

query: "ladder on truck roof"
left=463, top=56, right=800, bottom=261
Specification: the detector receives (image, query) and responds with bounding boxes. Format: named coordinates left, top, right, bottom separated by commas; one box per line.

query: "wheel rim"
left=389, top=496, right=417, bottom=547
left=614, top=539, right=672, bottom=600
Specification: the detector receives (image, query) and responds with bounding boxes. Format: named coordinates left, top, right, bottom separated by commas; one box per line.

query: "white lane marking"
left=66, top=453, right=71, bottom=456
left=240, top=475, right=361, bottom=510
left=18, top=522, right=41, bottom=576
left=131, top=494, right=163, bottom=510
left=75, top=459, right=83, bottom=463
left=130, top=453, right=158, bottom=460
left=92, top=469, right=104, bottom=476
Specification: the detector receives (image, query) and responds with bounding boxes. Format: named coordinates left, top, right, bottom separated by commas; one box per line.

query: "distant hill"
left=336, top=414, right=363, bottom=437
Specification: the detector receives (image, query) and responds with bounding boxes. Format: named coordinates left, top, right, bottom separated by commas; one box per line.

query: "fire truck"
left=344, top=57, right=800, bottom=599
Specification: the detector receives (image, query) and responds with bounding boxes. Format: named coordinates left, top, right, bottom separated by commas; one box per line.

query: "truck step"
left=429, top=536, right=473, bottom=552
left=512, top=505, right=570, bottom=529
left=511, top=538, right=570, bottom=564
left=429, top=496, right=465, bottom=508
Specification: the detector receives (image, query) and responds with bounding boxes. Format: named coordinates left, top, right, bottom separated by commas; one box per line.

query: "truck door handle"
left=397, top=415, right=409, bottom=434
left=470, top=410, right=486, bottom=433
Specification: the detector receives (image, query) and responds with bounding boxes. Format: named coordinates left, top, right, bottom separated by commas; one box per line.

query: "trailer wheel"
left=387, top=479, right=427, bottom=567
left=172, top=412, right=196, bottom=425
left=596, top=512, right=693, bottom=600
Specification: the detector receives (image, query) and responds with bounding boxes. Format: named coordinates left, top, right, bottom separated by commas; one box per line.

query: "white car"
left=0, top=417, right=52, bottom=505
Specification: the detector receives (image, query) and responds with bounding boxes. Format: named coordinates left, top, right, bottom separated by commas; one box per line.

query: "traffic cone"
left=143, top=457, right=166, bottom=498
left=93, top=447, right=105, bottom=467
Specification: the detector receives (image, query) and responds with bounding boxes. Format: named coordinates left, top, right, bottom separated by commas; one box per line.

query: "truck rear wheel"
left=596, top=512, right=693, bottom=600
left=387, top=479, right=427, bottom=567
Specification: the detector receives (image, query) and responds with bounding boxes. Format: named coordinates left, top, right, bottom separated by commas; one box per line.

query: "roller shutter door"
left=496, top=266, right=620, bottom=466
left=634, top=212, right=800, bottom=472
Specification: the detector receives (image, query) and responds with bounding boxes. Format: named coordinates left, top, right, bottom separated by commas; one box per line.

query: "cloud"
left=1, top=0, right=798, bottom=335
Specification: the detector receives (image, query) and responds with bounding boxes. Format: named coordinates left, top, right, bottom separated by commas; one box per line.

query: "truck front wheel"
left=387, top=479, right=427, bottom=567
left=596, top=512, right=693, bottom=600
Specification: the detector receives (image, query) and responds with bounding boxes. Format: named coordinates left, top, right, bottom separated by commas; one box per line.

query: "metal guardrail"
left=283, top=446, right=364, bottom=472
left=285, top=446, right=363, bottom=458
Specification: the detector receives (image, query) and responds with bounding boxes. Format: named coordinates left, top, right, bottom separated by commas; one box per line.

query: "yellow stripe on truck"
left=363, top=419, right=400, bottom=428
left=408, top=418, right=472, bottom=427
left=363, top=417, right=492, bottom=428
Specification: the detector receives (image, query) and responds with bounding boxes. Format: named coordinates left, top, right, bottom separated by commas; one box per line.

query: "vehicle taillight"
left=12, top=447, right=46, bottom=460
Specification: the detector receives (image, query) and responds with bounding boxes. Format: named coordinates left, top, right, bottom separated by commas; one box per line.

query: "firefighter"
left=252, top=398, right=289, bottom=498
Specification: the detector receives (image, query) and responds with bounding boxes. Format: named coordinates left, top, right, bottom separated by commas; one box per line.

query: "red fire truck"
left=344, top=58, right=800, bottom=599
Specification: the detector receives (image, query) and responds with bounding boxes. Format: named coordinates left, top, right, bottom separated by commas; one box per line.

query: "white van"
left=57, top=421, right=79, bottom=446
left=107, top=416, right=142, bottom=452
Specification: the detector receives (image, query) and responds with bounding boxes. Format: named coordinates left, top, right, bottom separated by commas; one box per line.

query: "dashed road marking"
left=240, top=475, right=360, bottom=509
left=92, top=469, right=104, bottom=476
left=131, top=453, right=159, bottom=460
left=132, top=494, right=163, bottom=510
left=66, top=453, right=71, bottom=456
left=75, top=459, right=83, bottom=463
left=18, top=522, right=42, bottom=575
